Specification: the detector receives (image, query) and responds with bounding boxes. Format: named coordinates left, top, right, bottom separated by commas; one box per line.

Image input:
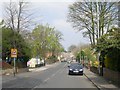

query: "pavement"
left=84, top=68, right=120, bottom=90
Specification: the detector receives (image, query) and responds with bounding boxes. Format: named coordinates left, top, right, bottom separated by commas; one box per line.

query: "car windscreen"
left=70, top=63, right=83, bottom=69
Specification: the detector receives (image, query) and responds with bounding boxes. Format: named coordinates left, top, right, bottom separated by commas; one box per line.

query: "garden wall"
left=2, top=68, right=29, bottom=75
left=103, top=68, right=120, bottom=87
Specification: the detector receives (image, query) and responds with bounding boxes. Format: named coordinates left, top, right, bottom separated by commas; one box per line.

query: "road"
left=2, top=62, right=98, bottom=89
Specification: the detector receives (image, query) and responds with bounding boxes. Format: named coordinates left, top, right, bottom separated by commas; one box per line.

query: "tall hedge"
left=104, top=48, right=120, bottom=72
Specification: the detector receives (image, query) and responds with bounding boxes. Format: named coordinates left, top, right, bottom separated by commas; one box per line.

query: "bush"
left=93, top=61, right=99, bottom=68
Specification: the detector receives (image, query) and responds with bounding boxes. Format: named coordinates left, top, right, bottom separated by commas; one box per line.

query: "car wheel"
left=68, top=72, right=71, bottom=75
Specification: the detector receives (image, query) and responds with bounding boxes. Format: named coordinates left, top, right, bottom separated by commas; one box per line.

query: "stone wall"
left=2, top=69, right=13, bottom=75
left=90, top=66, right=99, bottom=74
left=16, top=68, right=29, bottom=73
left=2, top=68, right=29, bottom=75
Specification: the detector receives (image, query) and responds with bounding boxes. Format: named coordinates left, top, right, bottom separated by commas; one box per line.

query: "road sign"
left=11, top=49, right=17, bottom=58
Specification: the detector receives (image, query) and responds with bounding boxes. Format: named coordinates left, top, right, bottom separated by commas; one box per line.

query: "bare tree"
left=68, top=2, right=118, bottom=47
left=3, top=0, right=33, bottom=34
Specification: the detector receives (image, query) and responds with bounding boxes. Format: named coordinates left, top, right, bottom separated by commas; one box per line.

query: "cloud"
left=31, top=2, right=72, bottom=17
left=52, top=19, right=71, bottom=31
left=30, top=2, right=73, bottom=29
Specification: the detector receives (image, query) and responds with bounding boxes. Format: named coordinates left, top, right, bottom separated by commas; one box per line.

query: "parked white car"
left=27, top=58, right=37, bottom=68
left=27, top=58, right=45, bottom=68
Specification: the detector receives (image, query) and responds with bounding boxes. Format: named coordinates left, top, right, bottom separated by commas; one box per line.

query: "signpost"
left=11, top=48, right=17, bottom=76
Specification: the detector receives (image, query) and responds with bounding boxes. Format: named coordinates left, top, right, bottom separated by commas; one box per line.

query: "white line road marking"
left=44, top=77, right=50, bottom=82
left=51, top=74, right=56, bottom=77
left=59, top=69, right=65, bottom=74
left=32, top=77, right=51, bottom=89
left=51, top=63, right=67, bottom=76
left=32, top=63, right=67, bottom=89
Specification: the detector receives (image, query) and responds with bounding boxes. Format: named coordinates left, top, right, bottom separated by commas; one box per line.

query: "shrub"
left=93, top=61, right=99, bottom=68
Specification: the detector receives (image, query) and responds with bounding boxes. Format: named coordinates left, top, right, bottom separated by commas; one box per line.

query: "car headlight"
left=79, top=69, right=83, bottom=71
left=69, top=69, right=72, bottom=71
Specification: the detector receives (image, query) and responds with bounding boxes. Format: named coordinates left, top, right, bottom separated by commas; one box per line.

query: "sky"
left=30, top=1, right=90, bottom=50
left=0, top=0, right=90, bottom=50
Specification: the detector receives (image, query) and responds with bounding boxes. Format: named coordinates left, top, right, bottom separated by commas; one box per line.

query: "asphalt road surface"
left=2, top=62, right=98, bottom=89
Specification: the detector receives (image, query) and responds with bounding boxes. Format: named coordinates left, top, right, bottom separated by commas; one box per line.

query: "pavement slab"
left=84, top=68, right=120, bottom=90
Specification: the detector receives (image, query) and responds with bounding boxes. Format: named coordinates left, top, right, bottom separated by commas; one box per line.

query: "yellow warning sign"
left=11, top=49, right=17, bottom=57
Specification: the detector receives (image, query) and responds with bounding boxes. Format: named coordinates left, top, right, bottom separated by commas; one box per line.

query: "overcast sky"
left=0, top=0, right=90, bottom=50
